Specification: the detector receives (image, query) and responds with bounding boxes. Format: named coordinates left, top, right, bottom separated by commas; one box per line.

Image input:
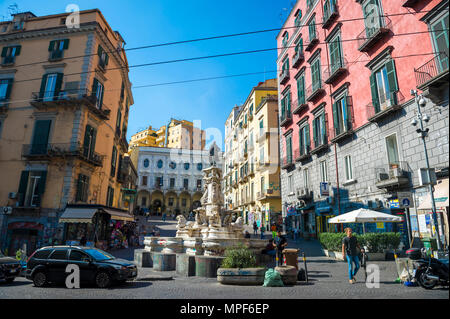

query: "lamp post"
left=411, top=90, right=442, bottom=252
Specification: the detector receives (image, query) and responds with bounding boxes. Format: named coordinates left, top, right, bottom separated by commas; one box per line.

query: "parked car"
left=26, top=246, right=138, bottom=288
left=0, top=251, right=22, bottom=283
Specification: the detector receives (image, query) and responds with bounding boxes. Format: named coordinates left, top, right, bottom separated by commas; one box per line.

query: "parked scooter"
left=406, top=248, right=449, bottom=289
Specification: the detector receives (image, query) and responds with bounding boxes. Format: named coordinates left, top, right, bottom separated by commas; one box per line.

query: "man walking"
left=342, top=227, right=362, bottom=284
left=253, top=221, right=258, bottom=236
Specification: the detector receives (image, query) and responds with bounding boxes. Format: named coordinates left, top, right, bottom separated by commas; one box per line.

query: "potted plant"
left=217, top=245, right=266, bottom=285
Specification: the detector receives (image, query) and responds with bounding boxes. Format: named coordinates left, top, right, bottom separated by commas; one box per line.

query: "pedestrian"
left=273, top=231, right=287, bottom=267
left=260, top=225, right=265, bottom=239
left=271, top=224, right=277, bottom=240
left=262, top=239, right=276, bottom=260
left=162, top=212, right=166, bottom=222
left=253, top=221, right=258, bottom=236
left=342, top=227, right=362, bottom=284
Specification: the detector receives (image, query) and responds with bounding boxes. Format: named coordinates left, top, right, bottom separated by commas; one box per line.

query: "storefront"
left=60, top=205, right=135, bottom=250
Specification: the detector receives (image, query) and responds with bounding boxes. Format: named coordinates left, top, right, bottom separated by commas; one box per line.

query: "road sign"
left=397, top=192, right=414, bottom=208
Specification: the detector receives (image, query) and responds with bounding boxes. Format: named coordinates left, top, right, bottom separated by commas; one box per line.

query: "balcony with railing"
left=281, top=154, right=295, bottom=170
left=30, top=88, right=111, bottom=120
left=292, top=51, right=305, bottom=69
left=279, top=69, right=290, bottom=85
left=257, top=188, right=278, bottom=201
left=280, top=108, right=293, bottom=127
left=322, top=2, right=339, bottom=29
left=415, top=52, right=449, bottom=90
left=311, top=125, right=329, bottom=155
left=48, top=50, right=64, bottom=62
left=402, top=0, right=419, bottom=7
left=296, top=187, right=313, bottom=200
left=294, top=146, right=311, bottom=162
left=366, top=91, right=404, bottom=123
left=1, top=56, right=15, bottom=66
left=22, top=143, right=104, bottom=166
left=292, top=98, right=308, bottom=115
left=357, top=16, right=392, bottom=52
left=375, top=161, right=410, bottom=189
left=324, top=58, right=347, bottom=84
left=305, top=36, right=319, bottom=52
left=306, top=79, right=325, bottom=102
left=330, top=97, right=355, bottom=143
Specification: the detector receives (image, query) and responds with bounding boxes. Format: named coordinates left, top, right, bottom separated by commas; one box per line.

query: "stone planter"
left=217, top=268, right=266, bottom=285
left=275, top=266, right=297, bottom=285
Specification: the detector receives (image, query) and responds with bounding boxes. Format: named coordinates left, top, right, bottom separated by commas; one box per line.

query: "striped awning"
left=101, top=208, right=134, bottom=222
left=59, top=208, right=98, bottom=223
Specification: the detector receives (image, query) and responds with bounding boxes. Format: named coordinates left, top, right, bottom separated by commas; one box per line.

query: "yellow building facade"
left=0, top=10, right=135, bottom=254
left=223, top=79, right=281, bottom=228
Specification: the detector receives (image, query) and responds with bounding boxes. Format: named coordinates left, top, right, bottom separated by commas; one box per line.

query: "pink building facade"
left=276, top=0, right=449, bottom=245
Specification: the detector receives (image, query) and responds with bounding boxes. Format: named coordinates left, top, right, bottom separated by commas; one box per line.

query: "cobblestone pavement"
left=0, top=219, right=448, bottom=299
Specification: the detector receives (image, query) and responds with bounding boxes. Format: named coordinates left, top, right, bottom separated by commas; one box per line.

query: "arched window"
left=157, top=159, right=163, bottom=169
left=197, top=163, right=203, bottom=171
left=143, top=159, right=149, bottom=168
left=184, top=163, right=190, bottom=170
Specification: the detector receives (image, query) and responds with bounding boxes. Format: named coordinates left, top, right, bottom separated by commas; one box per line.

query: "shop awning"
left=101, top=208, right=134, bottom=222
left=417, top=178, right=449, bottom=210
left=59, top=208, right=98, bottom=223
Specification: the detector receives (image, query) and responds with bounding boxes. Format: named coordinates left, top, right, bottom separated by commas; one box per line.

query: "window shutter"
left=1, top=47, right=7, bottom=57
left=370, top=72, right=380, bottom=113
left=323, top=113, right=328, bottom=144
left=281, top=97, right=286, bottom=119
left=92, top=78, right=99, bottom=96
left=332, top=101, right=339, bottom=136
left=76, top=176, right=83, bottom=202
left=55, top=73, right=64, bottom=97
left=346, top=96, right=353, bottom=131
left=83, top=125, right=92, bottom=157
left=5, top=79, right=13, bottom=99
left=287, top=92, right=291, bottom=114
left=39, top=74, right=49, bottom=100
left=36, top=171, right=47, bottom=206
left=18, top=171, right=29, bottom=206
left=32, top=120, right=51, bottom=150
left=305, top=123, right=311, bottom=152
left=14, top=45, right=21, bottom=56
left=91, top=127, right=97, bottom=157
left=385, top=59, right=398, bottom=104
left=63, top=39, right=70, bottom=50
left=48, top=41, right=56, bottom=52
left=97, top=45, right=103, bottom=57
left=116, top=108, right=122, bottom=129
left=312, top=118, right=318, bottom=147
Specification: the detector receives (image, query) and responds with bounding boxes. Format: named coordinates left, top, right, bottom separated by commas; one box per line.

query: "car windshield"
left=84, top=249, right=114, bottom=261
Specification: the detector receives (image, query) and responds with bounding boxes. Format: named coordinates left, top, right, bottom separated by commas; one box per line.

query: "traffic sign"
left=398, top=192, right=414, bottom=208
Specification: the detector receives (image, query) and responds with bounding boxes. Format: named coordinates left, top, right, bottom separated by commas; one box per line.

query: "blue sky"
left=0, top=0, right=294, bottom=148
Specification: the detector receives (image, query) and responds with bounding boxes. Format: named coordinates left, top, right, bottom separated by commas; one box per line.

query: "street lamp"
left=410, top=90, right=442, bottom=252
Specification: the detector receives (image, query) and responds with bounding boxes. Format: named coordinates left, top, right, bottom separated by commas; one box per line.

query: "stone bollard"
left=176, top=253, right=196, bottom=277
left=152, top=252, right=176, bottom=271
left=134, top=249, right=153, bottom=268
left=195, top=255, right=225, bottom=278
left=275, top=266, right=297, bottom=285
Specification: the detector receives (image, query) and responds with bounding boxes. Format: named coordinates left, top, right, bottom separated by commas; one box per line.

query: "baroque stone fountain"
left=143, top=165, right=266, bottom=257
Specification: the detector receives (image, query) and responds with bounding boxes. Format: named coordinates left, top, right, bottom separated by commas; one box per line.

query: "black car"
left=26, top=246, right=138, bottom=288
left=0, top=251, right=22, bottom=283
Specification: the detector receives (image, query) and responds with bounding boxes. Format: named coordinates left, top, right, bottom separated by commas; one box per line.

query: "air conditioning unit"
left=8, top=192, right=17, bottom=199
left=2, top=207, right=13, bottom=215
left=377, top=171, right=389, bottom=181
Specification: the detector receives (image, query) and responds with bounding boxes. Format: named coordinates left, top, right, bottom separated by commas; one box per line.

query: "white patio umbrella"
left=328, top=208, right=403, bottom=234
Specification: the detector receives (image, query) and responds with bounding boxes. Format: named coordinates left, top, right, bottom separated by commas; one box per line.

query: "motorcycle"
left=406, top=248, right=449, bottom=289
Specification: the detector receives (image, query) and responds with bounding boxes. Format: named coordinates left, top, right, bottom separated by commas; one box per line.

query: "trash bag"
left=263, top=268, right=284, bottom=287
left=297, top=268, right=306, bottom=281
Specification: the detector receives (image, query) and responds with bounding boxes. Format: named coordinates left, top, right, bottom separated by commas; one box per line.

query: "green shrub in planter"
left=221, top=245, right=258, bottom=269
left=319, top=232, right=401, bottom=253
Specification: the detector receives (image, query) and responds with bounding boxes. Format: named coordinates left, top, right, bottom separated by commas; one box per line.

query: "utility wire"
left=6, top=29, right=448, bottom=87
left=5, top=8, right=446, bottom=70
left=3, top=51, right=441, bottom=105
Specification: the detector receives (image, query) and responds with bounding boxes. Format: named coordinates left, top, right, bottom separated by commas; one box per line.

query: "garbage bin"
left=282, top=248, right=299, bottom=270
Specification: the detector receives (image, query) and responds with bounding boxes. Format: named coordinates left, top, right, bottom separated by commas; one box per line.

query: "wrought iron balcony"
left=324, top=58, right=347, bottom=84
left=280, top=108, right=293, bottom=127
left=322, top=2, right=339, bottom=29
left=415, top=52, right=449, bottom=90
left=305, top=37, right=319, bottom=52
left=311, top=129, right=329, bottom=155
left=306, top=80, right=325, bottom=102
left=49, top=50, right=64, bottom=62
left=375, top=162, right=410, bottom=189
left=296, top=187, right=312, bottom=200
left=292, top=98, right=308, bottom=115
left=1, top=56, right=15, bottom=66
left=292, top=51, right=305, bottom=68
left=294, top=147, right=311, bottom=162
left=279, top=69, right=290, bottom=85
left=366, top=91, right=405, bottom=123
left=30, top=88, right=111, bottom=120
left=330, top=97, right=355, bottom=143
left=281, top=154, right=295, bottom=170
left=22, top=143, right=104, bottom=166
left=357, top=16, right=392, bottom=52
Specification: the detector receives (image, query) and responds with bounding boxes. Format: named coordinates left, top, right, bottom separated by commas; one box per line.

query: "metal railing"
left=375, top=161, right=410, bottom=182
left=281, top=154, right=294, bottom=168
left=366, top=91, right=405, bottom=120
left=324, top=58, right=347, bottom=84
left=357, top=16, right=392, bottom=51
left=1, top=56, right=15, bottom=65
left=292, top=51, right=304, bottom=68
left=415, top=52, right=449, bottom=88
left=322, top=2, right=339, bottom=28
left=306, top=79, right=325, bottom=101
left=49, top=50, right=64, bottom=61
left=22, top=143, right=104, bottom=166
left=279, top=69, right=290, bottom=84
left=280, top=107, right=292, bottom=126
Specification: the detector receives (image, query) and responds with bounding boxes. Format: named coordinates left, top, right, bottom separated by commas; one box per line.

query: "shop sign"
left=389, top=199, right=400, bottom=209
left=320, top=182, right=329, bottom=197
left=376, top=222, right=385, bottom=229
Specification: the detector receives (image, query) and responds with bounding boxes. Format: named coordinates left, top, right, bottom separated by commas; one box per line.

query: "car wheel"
left=95, top=271, right=111, bottom=288
left=33, top=271, right=47, bottom=287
